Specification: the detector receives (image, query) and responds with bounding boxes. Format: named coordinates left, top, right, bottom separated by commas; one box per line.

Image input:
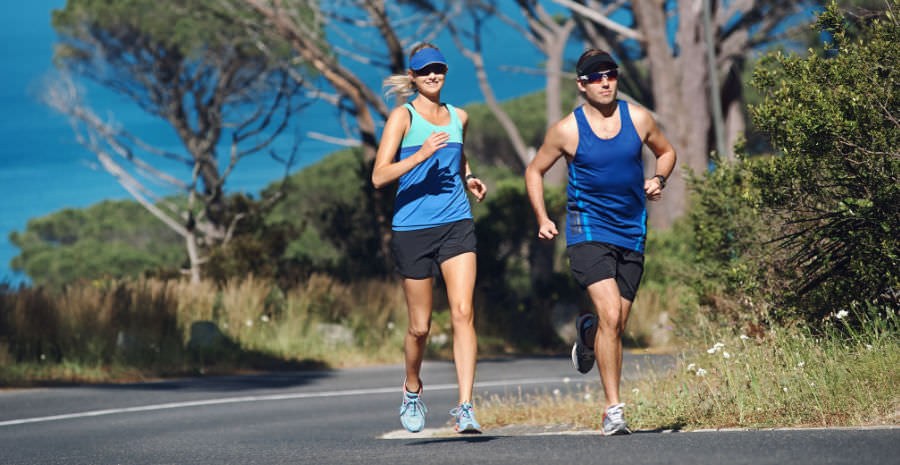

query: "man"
left=525, top=49, right=676, bottom=435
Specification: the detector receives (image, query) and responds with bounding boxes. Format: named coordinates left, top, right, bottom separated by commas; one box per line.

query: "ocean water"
left=0, top=2, right=564, bottom=284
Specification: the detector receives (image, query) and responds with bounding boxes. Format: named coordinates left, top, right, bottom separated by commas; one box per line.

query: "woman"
left=372, top=43, right=487, bottom=434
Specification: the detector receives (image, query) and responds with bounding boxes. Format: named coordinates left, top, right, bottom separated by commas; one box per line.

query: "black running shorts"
left=390, top=219, right=477, bottom=279
left=566, top=241, right=644, bottom=301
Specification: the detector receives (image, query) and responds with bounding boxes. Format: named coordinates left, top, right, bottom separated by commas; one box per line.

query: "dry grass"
left=0, top=274, right=410, bottom=385
left=475, top=309, right=900, bottom=430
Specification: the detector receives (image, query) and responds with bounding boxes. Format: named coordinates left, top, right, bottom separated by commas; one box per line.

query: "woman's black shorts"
left=390, top=219, right=476, bottom=279
left=566, top=241, right=644, bottom=301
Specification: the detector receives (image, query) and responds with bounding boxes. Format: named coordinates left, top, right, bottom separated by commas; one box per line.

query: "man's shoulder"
left=551, top=110, right=579, bottom=136
left=624, top=101, right=654, bottom=124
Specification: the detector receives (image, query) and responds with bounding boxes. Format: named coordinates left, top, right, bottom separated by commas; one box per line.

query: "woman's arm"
left=456, top=108, right=487, bottom=202
left=372, top=106, right=449, bottom=189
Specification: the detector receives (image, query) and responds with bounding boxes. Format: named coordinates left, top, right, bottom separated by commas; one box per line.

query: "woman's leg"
left=439, top=252, right=478, bottom=404
left=403, top=277, right=433, bottom=392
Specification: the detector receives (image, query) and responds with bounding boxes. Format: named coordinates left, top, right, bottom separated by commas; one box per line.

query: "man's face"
left=577, top=67, right=618, bottom=105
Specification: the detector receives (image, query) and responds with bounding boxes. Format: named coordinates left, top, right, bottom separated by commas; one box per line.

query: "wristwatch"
left=653, top=174, right=666, bottom=189
left=465, top=173, right=478, bottom=182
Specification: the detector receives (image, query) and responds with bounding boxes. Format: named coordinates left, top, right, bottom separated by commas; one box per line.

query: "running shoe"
left=450, top=402, right=482, bottom=434
left=601, top=403, right=631, bottom=436
left=571, top=313, right=596, bottom=374
left=399, top=382, right=427, bottom=433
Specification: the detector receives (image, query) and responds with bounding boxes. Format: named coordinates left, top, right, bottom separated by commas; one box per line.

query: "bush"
left=748, top=2, right=900, bottom=324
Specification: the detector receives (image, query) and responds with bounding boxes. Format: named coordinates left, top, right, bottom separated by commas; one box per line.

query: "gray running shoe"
left=571, top=313, right=596, bottom=374
left=602, top=403, right=631, bottom=436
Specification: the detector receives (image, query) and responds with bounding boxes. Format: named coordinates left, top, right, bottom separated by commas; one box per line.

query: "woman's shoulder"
left=450, top=104, right=467, bottom=125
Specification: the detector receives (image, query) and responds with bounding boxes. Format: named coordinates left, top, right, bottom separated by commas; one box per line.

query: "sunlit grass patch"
left=476, top=309, right=900, bottom=430
left=0, top=274, right=411, bottom=385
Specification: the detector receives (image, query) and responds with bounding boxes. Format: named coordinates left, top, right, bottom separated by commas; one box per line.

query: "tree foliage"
left=9, top=200, right=185, bottom=288
left=49, top=0, right=310, bottom=281
left=745, top=1, right=898, bottom=322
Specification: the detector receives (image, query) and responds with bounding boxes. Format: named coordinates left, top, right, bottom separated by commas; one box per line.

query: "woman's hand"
left=466, top=177, right=487, bottom=202
left=418, top=131, right=450, bottom=160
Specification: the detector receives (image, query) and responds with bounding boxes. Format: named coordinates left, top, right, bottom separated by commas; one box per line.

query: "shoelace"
left=402, top=396, right=427, bottom=417
left=450, top=403, right=474, bottom=422
left=605, top=403, right=625, bottom=423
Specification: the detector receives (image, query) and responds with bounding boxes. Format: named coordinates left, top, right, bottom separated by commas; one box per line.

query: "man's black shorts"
left=390, top=219, right=476, bottom=279
left=566, top=241, right=644, bottom=301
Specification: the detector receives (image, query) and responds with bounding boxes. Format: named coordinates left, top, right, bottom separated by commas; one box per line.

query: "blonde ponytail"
left=383, top=74, right=416, bottom=101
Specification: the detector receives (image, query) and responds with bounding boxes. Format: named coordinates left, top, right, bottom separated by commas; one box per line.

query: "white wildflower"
left=387, top=322, right=395, bottom=330
left=553, top=389, right=561, bottom=396
left=865, top=344, right=873, bottom=350
left=687, top=363, right=696, bottom=371
left=584, top=393, right=592, bottom=401
left=245, top=319, right=253, bottom=327
left=632, top=388, right=640, bottom=394
left=707, top=342, right=725, bottom=354
left=740, top=335, right=750, bottom=340
left=836, top=310, right=849, bottom=319
left=783, top=387, right=788, bottom=392
left=797, top=361, right=805, bottom=368
left=40, top=354, right=46, bottom=361
left=723, top=352, right=731, bottom=359
left=563, top=377, right=571, bottom=384
left=696, top=368, right=707, bottom=377
left=260, top=315, right=270, bottom=323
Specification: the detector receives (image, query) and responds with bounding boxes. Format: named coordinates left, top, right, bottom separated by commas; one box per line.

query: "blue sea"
left=0, top=2, right=575, bottom=284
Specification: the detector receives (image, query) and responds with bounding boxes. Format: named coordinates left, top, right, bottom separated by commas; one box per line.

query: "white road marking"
left=0, top=377, right=564, bottom=427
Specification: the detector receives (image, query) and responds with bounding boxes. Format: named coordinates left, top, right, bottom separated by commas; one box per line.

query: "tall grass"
left=476, top=308, right=900, bottom=430
left=0, top=274, right=409, bottom=386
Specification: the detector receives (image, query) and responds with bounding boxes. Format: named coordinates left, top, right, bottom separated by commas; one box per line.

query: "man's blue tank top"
left=392, top=103, right=472, bottom=231
left=566, top=100, right=647, bottom=252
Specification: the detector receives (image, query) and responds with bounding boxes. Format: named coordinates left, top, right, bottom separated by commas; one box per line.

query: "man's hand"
left=537, top=219, right=559, bottom=240
left=644, top=177, right=663, bottom=201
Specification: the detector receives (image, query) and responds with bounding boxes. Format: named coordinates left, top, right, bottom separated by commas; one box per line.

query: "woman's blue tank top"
left=392, top=103, right=472, bottom=231
left=566, top=100, right=647, bottom=252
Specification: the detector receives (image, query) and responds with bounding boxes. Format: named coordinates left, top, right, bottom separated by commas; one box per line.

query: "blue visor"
left=409, top=48, right=447, bottom=71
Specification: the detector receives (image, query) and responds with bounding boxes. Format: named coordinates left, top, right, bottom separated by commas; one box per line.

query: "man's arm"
left=525, top=118, right=574, bottom=239
left=631, top=104, right=676, bottom=201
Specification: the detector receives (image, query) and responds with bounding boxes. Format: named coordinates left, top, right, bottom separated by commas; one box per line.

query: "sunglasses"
left=578, top=68, right=618, bottom=83
left=413, top=63, right=448, bottom=76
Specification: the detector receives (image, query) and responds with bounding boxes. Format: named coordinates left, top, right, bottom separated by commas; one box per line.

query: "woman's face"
left=409, top=63, right=447, bottom=95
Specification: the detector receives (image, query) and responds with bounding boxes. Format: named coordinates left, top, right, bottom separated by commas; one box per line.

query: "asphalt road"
left=1, top=354, right=897, bottom=464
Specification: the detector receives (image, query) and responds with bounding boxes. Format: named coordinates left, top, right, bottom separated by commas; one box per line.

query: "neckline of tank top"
left=580, top=103, right=625, bottom=141
left=408, top=102, right=454, bottom=128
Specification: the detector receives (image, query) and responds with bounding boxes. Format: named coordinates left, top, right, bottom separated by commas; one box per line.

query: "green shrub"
left=748, top=2, right=900, bottom=324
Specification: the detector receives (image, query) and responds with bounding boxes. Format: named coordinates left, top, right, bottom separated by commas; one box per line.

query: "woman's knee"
left=449, top=304, right=474, bottom=327
left=407, top=319, right=431, bottom=339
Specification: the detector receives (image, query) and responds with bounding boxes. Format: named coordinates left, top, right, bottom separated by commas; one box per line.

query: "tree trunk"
left=633, top=0, right=711, bottom=229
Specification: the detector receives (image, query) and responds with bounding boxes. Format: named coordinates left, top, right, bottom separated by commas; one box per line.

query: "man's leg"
left=586, top=279, right=633, bottom=407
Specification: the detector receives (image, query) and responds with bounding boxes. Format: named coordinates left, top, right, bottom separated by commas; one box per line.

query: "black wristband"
left=465, top=173, right=478, bottom=182
left=653, top=174, right=666, bottom=189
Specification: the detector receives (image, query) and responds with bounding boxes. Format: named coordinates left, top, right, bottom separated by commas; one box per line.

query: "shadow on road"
left=407, top=435, right=501, bottom=445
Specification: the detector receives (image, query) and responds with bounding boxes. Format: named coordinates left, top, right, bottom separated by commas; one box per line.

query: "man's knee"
left=596, top=304, right=625, bottom=333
